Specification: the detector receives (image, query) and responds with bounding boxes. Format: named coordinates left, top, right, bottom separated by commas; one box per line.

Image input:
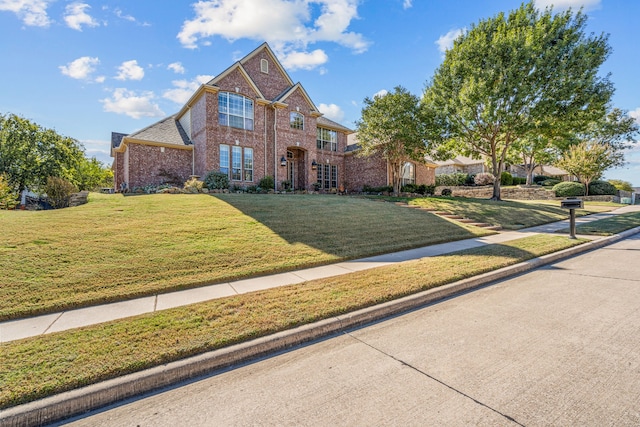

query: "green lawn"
left=559, top=211, right=640, bottom=235
left=0, top=234, right=587, bottom=409
left=406, top=197, right=616, bottom=229
left=0, top=193, right=493, bottom=320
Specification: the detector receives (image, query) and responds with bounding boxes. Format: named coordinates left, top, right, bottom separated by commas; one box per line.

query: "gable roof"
left=274, top=83, right=322, bottom=116
left=317, top=116, right=353, bottom=134
left=240, top=42, right=295, bottom=88
left=112, top=115, right=192, bottom=153
left=207, top=62, right=266, bottom=101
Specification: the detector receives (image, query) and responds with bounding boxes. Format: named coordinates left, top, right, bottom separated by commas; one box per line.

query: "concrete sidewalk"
left=1, top=204, right=638, bottom=344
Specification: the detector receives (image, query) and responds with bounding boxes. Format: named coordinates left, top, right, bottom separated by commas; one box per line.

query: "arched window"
left=290, top=112, right=304, bottom=130
left=218, top=92, right=254, bottom=130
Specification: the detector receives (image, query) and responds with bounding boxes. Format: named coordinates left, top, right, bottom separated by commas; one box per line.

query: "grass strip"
left=0, top=234, right=586, bottom=409
left=558, top=211, right=640, bottom=235
left=0, top=193, right=493, bottom=321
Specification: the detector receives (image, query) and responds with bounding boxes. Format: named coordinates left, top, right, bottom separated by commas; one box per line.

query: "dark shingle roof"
left=111, top=132, right=127, bottom=149
left=127, top=115, right=191, bottom=146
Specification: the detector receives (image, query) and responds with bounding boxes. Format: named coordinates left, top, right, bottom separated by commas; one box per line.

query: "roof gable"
left=275, top=83, right=322, bottom=116
left=207, top=63, right=265, bottom=100
left=240, top=42, right=294, bottom=88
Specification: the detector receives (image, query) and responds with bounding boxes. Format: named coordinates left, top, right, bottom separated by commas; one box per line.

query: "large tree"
left=0, top=113, right=112, bottom=193
left=355, top=86, right=429, bottom=195
left=423, top=1, right=613, bottom=200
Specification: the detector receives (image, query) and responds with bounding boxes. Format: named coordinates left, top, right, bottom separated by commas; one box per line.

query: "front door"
left=286, top=150, right=294, bottom=189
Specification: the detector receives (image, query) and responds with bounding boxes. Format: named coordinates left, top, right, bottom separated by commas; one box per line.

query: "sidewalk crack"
left=346, top=333, right=525, bottom=427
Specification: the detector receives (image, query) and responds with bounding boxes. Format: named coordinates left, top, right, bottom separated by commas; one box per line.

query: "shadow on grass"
left=212, top=193, right=491, bottom=258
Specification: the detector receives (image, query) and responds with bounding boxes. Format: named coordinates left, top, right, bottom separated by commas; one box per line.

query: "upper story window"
left=317, top=127, right=337, bottom=151
left=218, top=92, right=254, bottom=131
left=290, top=112, right=304, bottom=130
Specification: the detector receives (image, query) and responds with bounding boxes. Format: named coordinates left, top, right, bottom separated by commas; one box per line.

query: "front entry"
left=285, top=148, right=306, bottom=190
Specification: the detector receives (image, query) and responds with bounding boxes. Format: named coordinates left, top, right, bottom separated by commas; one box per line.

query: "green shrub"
left=362, top=185, right=392, bottom=193
left=588, top=180, right=616, bottom=196
left=474, top=173, right=495, bottom=186
left=0, top=174, right=19, bottom=210
left=500, top=171, right=514, bottom=186
left=415, top=184, right=435, bottom=195
left=401, top=183, right=417, bottom=193
left=258, top=176, right=275, bottom=190
left=553, top=181, right=585, bottom=197
left=435, top=173, right=468, bottom=187
left=541, top=178, right=561, bottom=187
left=44, top=176, right=77, bottom=209
left=204, top=171, right=229, bottom=190
left=608, top=179, right=633, bottom=192
left=533, top=175, right=551, bottom=185
left=441, top=188, right=452, bottom=196
left=512, top=177, right=527, bottom=185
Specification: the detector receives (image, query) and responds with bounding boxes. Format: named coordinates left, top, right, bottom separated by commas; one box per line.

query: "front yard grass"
left=0, top=234, right=587, bottom=409
left=0, top=193, right=493, bottom=320
left=560, top=211, right=640, bottom=235
left=405, top=197, right=617, bottom=229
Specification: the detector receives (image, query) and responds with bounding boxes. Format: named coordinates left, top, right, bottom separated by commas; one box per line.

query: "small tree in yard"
left=44, top=176, right=77, bottom=209
left=555, top=141, right=618, bottom=196
left=0, top=173, right=19, bottom=209
left=355, top=86, right=429, bottom=196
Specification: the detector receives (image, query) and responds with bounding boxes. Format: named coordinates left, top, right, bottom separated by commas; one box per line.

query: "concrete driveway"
left=61, top=234, right=640, bottom=426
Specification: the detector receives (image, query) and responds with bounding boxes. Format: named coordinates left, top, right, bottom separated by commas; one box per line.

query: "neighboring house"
left=507, top=164, right=572, bottom=181
left=434, top=156, right=486, bottom=176
left=112, top=43, right=355, bottom=192
left=345, top=133, right=437, bottom=191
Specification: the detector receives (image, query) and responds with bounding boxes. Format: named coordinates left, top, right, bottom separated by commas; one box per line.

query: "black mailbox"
left=561, top=199, right=583, bottom=209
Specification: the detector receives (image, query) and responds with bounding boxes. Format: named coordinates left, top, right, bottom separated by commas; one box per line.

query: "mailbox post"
left=560, top=198, right=584, bottom=239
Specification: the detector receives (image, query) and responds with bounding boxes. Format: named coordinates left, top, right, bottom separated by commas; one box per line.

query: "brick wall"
left=126, top=144, right=193, bottom=189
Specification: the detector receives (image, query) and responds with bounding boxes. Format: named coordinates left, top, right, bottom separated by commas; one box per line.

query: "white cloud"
left=280, top=49, right=329, bottom=71
left=59, top=56, right=100, bottom=80
left=629, top=108, right=640, bottom=125
left=162, top=75, right=214, bottom=104
left=64, top=2, right=98, bottom=31
left=373, top=89, right=388, bottom=99
left=115, top=60, right=145, bottom=81
left=101, top=88, right=165, bottom=119
left=318, top=103, right=344, bottom=122
left=177, top=0, right=369, bottom=71
left=403, top=0, right=412, bottom=9
left=436, top=28, right=465, bottom=54
left=534, top=0, right=601, bottom=11
left=168, top=62, right=186, bottom=74
left=114, top=8, right=135, bottom=22
left=0, top=0, right=52, bottom=27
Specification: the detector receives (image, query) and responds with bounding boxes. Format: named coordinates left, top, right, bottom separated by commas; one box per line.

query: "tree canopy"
left=355, top=86, right=429, bottom=195
left=423, top=1, right=615, bottom=199
left=0, top=113, right=113, bottom=194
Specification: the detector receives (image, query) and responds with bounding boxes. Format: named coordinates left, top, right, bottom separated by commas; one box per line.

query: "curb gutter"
left=3, top=227, right=640, bottom=427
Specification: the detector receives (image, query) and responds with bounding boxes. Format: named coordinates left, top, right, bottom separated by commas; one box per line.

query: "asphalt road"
left=59, top=234, right=640, bottom=427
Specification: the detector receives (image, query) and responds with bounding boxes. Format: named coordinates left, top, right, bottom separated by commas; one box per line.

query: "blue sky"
left=1, top=0, right=638, bottom=185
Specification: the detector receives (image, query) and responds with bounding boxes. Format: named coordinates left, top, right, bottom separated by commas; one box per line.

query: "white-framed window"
left=317, top=164, right=338, bottom=190
left=290, top=112, right=304, bottom=130
left=221, top=144, right=254, bottom=182
left=220, top=144, right=230, bottom=175
left=402, top=162, right=416, bottom=185
left=244, top=148, right=253, bottom=181
left=260, top=58, right=268, bottom=74
left=232, top=146, right=242, bottom=180
left=317, top=127, right=337, bottom=151
left=219, top=92, right=254, bottom=130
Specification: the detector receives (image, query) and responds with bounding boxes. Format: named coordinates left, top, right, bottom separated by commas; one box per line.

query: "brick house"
left=111, top=43, right=436, bottom=192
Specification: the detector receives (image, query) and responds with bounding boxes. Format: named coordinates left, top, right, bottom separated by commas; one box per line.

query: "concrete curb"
left=3, top=227, right=639, bottom=427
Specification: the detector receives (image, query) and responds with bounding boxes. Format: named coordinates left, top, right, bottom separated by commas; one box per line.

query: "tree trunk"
left=491, top=156, right=501, bottom=201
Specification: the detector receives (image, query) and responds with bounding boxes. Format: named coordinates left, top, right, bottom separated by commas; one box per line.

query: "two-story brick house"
left=111, top=43, right=435, bottom=192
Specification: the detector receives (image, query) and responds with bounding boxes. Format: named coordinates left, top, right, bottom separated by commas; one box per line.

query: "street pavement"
left=57, top=232, right=640, bottom=427
left=2, top=205, right=638, bottom=343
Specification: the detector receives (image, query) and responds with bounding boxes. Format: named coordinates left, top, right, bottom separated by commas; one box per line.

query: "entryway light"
left=311, top=159, right=317, bottom=170
left=280, top=156, right=287, bottom=166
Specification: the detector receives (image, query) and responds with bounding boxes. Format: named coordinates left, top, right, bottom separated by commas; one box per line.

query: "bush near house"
left=435, top=173, right=469, bottom=186
left=474, top=172, right=496, bottom=186
left=512, top=177, right=527, bottom=185
left=258, top=176, right=275, bottom=190
left=44, top=176, right=77, bottom=209
left=204, top=170, right=229, bottom=190
left=588, top=180, right=617, bottom=196
left=541, top=178, right=561, bottom=187
left=553, top=181, right=586, bottom=197
left=500, top=171, right=514, bottom=186
left=533, top=175, right=551, bottom=185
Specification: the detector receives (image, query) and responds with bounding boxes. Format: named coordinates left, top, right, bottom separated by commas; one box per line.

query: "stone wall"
left=435, top=185, right=619, bottom=202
